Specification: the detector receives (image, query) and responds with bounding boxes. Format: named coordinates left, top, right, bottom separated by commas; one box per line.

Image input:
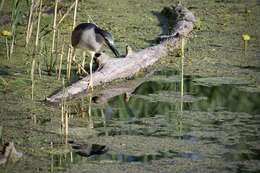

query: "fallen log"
left=92, top=70, right=156, bottom=104
left=47, top=4, right=195, bottom=103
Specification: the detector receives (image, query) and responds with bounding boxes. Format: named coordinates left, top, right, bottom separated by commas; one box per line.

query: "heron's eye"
left=105, top=37, right=114, bottom=45
left=109, top=40, right=114, bottom=45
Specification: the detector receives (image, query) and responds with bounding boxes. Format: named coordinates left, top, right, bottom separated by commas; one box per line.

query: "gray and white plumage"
left=71, top=23, right=119, bottom=90
left=71, top=23, right=120, bottom=57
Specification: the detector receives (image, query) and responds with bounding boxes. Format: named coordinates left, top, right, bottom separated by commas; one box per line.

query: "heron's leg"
left=88, top=51, right=95, bottom=91
left=72, top=47, right=76, bottom=61
left=82, top=51, right=86, bottom=68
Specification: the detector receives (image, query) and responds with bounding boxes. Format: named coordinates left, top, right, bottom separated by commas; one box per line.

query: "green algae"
left=0, top=0, right=260, bottom=173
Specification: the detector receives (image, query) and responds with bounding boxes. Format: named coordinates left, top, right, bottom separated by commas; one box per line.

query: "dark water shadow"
left=89, top=150, right=202, bottom=163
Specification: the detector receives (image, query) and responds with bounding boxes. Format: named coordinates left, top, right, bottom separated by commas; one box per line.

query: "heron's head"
left=96, top=27, right=120, bottom=57
left=102, top=31, right=114, bottom=45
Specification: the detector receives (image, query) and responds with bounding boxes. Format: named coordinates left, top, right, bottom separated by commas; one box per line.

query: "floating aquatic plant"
left=242, top=33, right=250, bottom=51
left=1, top=30, right=12, bottom=59
left=1, top=30, right=12, bottom=37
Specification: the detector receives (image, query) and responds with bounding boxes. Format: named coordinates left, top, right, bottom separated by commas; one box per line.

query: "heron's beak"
left=104, top=38, right=120, bottom=57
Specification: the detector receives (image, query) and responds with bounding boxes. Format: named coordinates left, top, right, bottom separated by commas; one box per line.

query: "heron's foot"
left=88, top=80, right=94, bottom=91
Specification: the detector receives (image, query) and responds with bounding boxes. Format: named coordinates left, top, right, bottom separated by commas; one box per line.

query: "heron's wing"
left=71, top=29, right=82, bottom=47
left=71, top=23, right=96, bottom=47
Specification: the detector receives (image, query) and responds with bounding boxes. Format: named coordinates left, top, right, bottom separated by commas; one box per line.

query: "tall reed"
left=49, top=0, right=58, bottom=74
left=56, top=1, right=76, bottom=27
left=64, top=109, right=68, bottom=144
left=61, top=78, right=66, bottom=132
left=5, top=37, right=10, bottom=59
left=67, top=0, right=79, bottom=79
left=31, top=58, right=36, bottom=100
left=31, top=0, right=42, bottom=100
left=88, top=93, right=94, bottom=128
left=66, top=47, right=72, bottom=79
left=26, top=0, right=35, bottom=47
left=178, top=37, right=185, bottom=136
left=58, top=43, right=64, bottom=80
left=35, top=0, right=42, bottom=49
left=38, top=38, right=44, bottom=78
left=0, top=0, right=5, bottom=13
left=180, top=37, right=185, bottom=108
left=72, top=0, right=79, bottom=29
left=10, top=0, right=22, bottom=59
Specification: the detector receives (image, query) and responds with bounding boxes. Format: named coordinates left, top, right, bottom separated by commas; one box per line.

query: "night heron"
left=71, top=23, right=120, bottom=90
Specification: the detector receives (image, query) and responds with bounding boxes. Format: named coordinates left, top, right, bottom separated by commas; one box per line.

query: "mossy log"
left=47, top=4, right=195, bottom=103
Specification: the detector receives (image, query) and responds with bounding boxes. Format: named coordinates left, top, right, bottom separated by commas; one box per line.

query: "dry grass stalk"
left=68, top=48, right=74, bottom=79
left=61, top=103, right=64, bottom=131
left=26, top=0, right=35, bottom=46
left=66, top=47, right=72, bottom=79
left=55, top=30, right=61, bottom=77
left=56, top=1, right=76, bottom=27
left=64, top=108, right=68, bottom=143
left=51, top=0, right=58, bottom=55
left=45, top=0, right=58, bottom=74
left=180, top=37, right=185, bottom=111
left=68, top=0, right=79, bottom=78
left=87, top=15, right=95, bottom=24
left=5, top=37, right=9, bottom=59
left=31, top=58, right=36, bottom=100
left=80, top=97, right=86, bottom=118
left=37, top=61, right=42, bottom=78
left=61, top=78, right=66, bottom=132
left=72, top=0, right=79, bottom=29
left=0, top=0, right=5, bottom=13
left=73, top=59, right=87, bottom=74
left=181, top=37, right=185, bottom=96
left=61, top=77, right=70, bottom=142
left=28, top=19, right=35, bottom=47
left=9, top=36, right=15, bottom=58
left=31, top=0, right=42, bottom=100
left=38, top=38, right=44, bottom=78
left=58, top=43, right=65, bottom=80
left=88, top=94, right=94, bottom=129
left=35, top=0, right=42, bottom=49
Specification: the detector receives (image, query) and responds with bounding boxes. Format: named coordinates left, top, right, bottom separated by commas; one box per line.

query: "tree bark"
left=47, top=4, right=195, bottom=103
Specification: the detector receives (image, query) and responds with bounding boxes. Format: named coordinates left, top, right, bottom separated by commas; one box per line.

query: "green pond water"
left=1, top=0, right=260, bottom=173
